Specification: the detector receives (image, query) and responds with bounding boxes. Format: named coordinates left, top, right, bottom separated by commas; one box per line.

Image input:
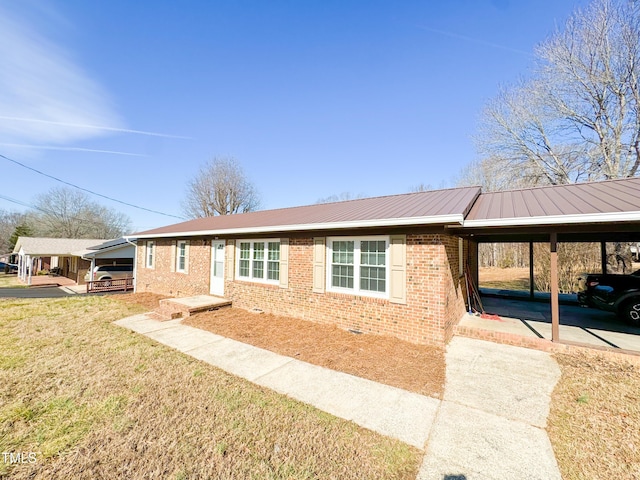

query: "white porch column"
left=27, top=255, right=33, bottom=285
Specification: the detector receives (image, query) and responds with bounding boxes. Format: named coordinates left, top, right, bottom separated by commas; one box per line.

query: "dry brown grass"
left=479, top=266, right=530, bottom=290
left=184, top=308, right=445, bottom=398
left=548, top=351, right=640, bottom=479
left=0, top=295, right=421, bottom=479
left=0, top=273, right=24, bottom=288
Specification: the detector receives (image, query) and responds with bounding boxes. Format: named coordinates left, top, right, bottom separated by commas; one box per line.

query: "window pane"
left=268, top=242, right=280, bottom=261
left=177, top=242, right=186, bottom=271
left=331, top=241, right=354, bottom=289
left=239, top=259, right=249, bottom=277
left=147, top=242, right=154, bottom=267
left=360, top=266, right=386, bottom=292
left=239, top=242, right=250, bottom=277
left=361, top=240, right=385, bottom=266
left=332, top=265, right=354, bottom=289
left=332, top=241, right=354, bottom=264
left=267, top=242, right=280, bottom=280
left=253, top=242, right=265, bottom=279
left=267, top=261, right=279, bottom=280
left=360, top=240, right=386, bottom=292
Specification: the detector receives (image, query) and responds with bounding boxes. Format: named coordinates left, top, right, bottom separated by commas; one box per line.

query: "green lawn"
left=0, top=296, right=420, bottom=479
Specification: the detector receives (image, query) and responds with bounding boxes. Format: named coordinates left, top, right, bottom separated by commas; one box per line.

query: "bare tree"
left=32, top=187, right=131, bottom=238
left=475, top=0, right=640, bottom=185
left=183, top=157, right=261, bottom=218
left=409, top=183, right=433, bottom=192
left=456, top=156, right=534, bottom=192
left=315, top=192, right=367, bottom=204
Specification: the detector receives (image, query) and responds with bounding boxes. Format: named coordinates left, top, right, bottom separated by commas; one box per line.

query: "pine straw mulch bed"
left=182, top=307, right=445, bottom=399
left=548, top=350, right=640, bottom=480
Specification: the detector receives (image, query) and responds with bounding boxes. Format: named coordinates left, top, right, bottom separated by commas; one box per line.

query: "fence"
left=86, top=277, right=134, bottom=293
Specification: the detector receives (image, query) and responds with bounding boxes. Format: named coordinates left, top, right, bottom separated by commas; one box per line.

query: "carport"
left=459, top=296, right=640, bottom=352
left=450, top=177, right=640, bottom=352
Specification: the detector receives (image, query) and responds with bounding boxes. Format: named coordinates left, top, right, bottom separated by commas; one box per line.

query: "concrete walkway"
left=114, top=314, right=562, bottom=479
left=418, top=337, right=562, bottom=479
left=114, top=314, right=439, bottom=449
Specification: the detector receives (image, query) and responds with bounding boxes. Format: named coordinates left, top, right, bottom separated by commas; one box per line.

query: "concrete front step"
left=155, top=295, right=231, bottom=320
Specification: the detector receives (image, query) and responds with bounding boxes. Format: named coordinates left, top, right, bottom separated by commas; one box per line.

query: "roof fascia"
left=463, top=210, right=640, bottom=228
left=127, top=214, right=465, bottom=240
left=86, top=242, right=129, bottom=253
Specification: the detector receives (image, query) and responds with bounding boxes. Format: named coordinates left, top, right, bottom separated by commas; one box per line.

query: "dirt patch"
left=548, top=350, right=640, bottom=479
left=184, top=308, right=445, bottom=398
left=115, top=292, right=168, bottom=311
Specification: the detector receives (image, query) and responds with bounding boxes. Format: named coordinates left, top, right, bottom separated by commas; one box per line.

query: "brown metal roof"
left=465, top=177, right=640, bottom=225
left=133, top=186, right=482, bottom=238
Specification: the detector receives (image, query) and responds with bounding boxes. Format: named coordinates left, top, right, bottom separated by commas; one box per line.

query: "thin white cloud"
left=0, top=116, right=192, bottom=140
left=0, top=4, right=123, bottom=145
left=419, top=25, right=533, bottom=57
left=0, top=143, right=148, bottom=157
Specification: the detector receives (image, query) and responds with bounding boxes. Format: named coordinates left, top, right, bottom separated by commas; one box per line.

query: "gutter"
left=462, top=210, right=640, bottom=228
left=126, top=214, right=466, bottom=240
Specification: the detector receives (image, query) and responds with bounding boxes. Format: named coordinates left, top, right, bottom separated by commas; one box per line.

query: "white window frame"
left=236, top=239, right=280, bottom=285
left=146, top=241, right=155, bottom=269
left=176, top=240, right=187, bottom=273
left=326, top=236, right=390, bottom=299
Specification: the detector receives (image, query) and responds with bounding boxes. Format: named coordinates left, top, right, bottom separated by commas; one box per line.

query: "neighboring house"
left=129, top=177, right=640, bottom=348
left=77, top=238, right=135, bottom=282
left=13, top=237, right=109, bottom=285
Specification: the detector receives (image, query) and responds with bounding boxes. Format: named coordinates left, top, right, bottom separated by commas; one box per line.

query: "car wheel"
left=102, top=277, right=112, bottom=287
left=621, top=298, right=640, bottom=327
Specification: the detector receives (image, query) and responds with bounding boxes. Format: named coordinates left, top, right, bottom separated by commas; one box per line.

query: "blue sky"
left=0, top=0, right=587, bottom=232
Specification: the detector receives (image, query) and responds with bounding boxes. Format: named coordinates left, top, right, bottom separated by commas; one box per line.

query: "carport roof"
left=464, top=177, right=640, bottom=227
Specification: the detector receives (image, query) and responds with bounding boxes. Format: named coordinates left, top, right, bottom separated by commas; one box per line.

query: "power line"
left=0, top=193, right=132, bottom=232
left=0, top=153, right=185, bottom=220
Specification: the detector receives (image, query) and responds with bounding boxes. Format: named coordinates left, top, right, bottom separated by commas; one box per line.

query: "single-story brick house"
left=129, top=178, right=640, bottom=347
left=130, top=187, right=480, bottom=346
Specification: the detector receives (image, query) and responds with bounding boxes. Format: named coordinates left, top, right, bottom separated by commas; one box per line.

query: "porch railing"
left=86, top=277, right=134, bottom=293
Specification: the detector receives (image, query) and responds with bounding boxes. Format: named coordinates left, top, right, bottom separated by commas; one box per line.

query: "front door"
left=210, top=240, right=226, bottom=296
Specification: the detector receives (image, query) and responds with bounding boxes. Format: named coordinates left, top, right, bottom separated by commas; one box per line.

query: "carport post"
left=600, top=241, right=607, bottom=275
left=529, top=242, right=534, bottom=300
left=550, top=232, right=560, bottom=342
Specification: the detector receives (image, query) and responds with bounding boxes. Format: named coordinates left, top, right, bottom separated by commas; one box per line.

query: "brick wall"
left=136, top=238, right=211, bottom=297
left=226, top=234, right=467, bottom=346
left=136, top=233, right=468, bottom=347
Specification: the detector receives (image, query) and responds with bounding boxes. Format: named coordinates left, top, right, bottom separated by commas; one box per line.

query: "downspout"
left=124, top=237, right=138, bottom=292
